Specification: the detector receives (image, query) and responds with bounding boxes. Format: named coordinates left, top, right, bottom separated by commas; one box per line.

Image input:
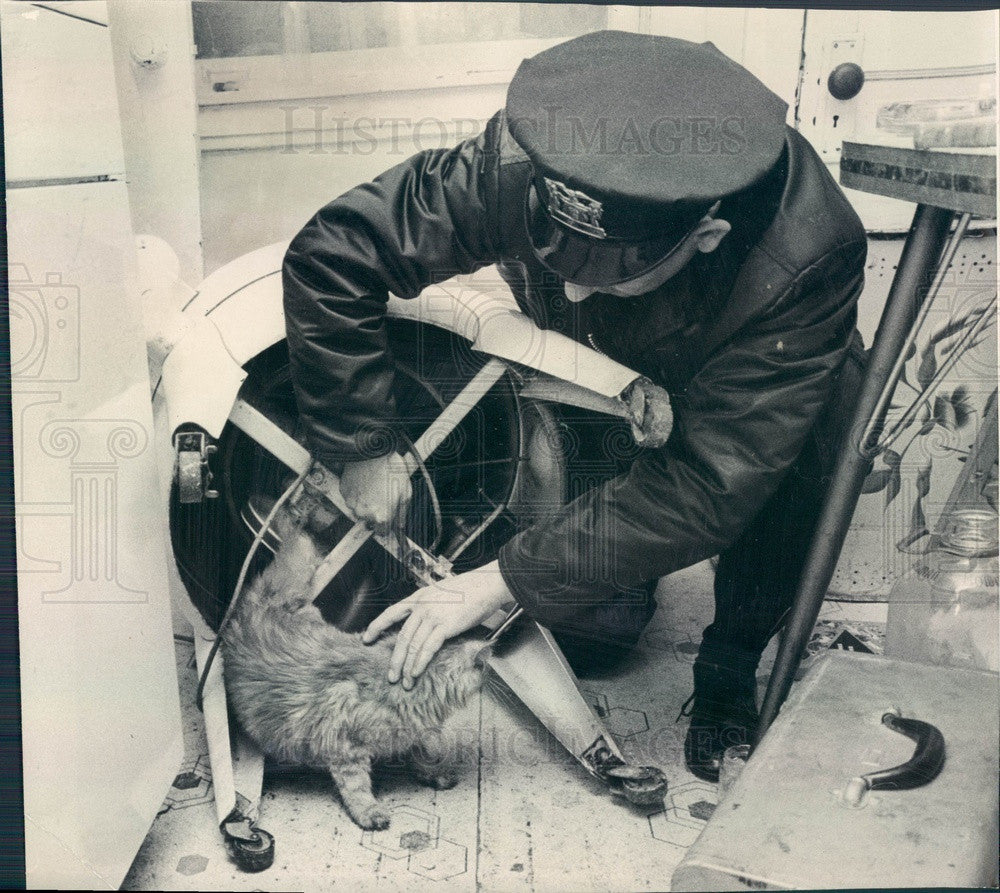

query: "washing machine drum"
left=169, top=320, right=526, bottom=634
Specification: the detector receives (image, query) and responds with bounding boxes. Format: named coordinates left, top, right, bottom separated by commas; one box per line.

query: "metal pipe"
left=755, top=204, right=958, bottom=744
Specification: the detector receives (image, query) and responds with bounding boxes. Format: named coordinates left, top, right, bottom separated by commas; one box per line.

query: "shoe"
left=680, top=691, right=759, bottom=782
left=679, top=658, right=759, bottom=782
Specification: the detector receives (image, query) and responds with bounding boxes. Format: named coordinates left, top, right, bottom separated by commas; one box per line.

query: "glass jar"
left=885, top=509, right=999, bottom=672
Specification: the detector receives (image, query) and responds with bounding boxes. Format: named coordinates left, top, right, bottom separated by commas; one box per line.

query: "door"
left=797, top=8, right=996, bottom=232
left=3, top=2, right=183, bottom=887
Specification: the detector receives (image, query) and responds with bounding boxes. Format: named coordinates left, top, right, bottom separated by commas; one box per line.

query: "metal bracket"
left=220, top=794, right=275, bottom=872
left=582, top=735, right=668, bottom=807
left=224, top=364, right=668, bottom=810
left=173, top=428, right=219, bottom=503
left=225, top=401, right=460, bottom=592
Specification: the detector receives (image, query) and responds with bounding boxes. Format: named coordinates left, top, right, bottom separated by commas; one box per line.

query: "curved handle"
left=845, top=712, right=946, bottom=806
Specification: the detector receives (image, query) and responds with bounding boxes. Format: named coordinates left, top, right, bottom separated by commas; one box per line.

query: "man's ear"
left=692, top=218, right=731, bottom=254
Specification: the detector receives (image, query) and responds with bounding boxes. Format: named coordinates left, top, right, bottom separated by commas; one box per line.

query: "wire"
left=194, top=365, right=520, bottom=708
left=397, top=429, right=443, bottom=554
left=195, top=467, right=309, bottom=712
left=446, top=372, right=523, bottom=563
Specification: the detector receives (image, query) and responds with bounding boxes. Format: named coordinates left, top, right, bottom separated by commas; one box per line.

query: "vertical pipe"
left=193, top=635, right=237, bottom=824
left=755, top=204, right=957, bottom=743
left=106, top=0, right=203, bottom=287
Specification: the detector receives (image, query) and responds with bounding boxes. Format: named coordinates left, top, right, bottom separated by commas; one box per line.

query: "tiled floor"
left=122, top=561, right=885, bottom=892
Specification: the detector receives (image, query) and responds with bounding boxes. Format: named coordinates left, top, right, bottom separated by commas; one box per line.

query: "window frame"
left=195, top=37, right=572, bottom=107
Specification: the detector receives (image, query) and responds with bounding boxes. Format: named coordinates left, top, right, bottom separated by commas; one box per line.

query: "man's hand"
left=339, top=452, right=412, bottom=536
left=361, top=560, right=514, bottom=689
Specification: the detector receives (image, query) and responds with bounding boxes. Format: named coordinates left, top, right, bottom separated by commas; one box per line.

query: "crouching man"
left=282, top=31, right=867, bottom=781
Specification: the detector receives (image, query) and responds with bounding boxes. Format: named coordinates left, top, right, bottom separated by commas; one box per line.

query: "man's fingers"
left=409, top=628, right=448, bottom=682
left=362, top=599, right=412, bottom=643
left=401, top=620, right=429, bottom=678
left=402, top=621, right=440, bottom=684
left=389, top=613, right=422, bottom=683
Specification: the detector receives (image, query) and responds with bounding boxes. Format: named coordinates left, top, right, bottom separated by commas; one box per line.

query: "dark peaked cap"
left=505, top=31, right=788, bottom=285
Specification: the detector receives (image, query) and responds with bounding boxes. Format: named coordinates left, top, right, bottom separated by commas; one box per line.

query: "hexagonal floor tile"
left=687, top=799, right=716, bottom=821
left=161, top=754, right=213, bottom=811
left=648, top=809, right=702, bottom=849
left=407, top=837, right=468, bottom=881
left=668, top=781, right=718, bottom=825
left=360, top=804, right=440, bottom=860
left=640, top=625, right=703, bottom=663
left=670, top=780, right=716, bottom=800
left=640, top=626, right=673, bottom=654
left=603, top=706, right=649, bottom=740
left=673, top=639, right=700, bottom=662
left=648, top=780, right=719, bottom=849
left=399, top=829, right=434, bottom=851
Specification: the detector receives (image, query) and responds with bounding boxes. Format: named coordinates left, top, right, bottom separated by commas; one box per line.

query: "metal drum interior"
left=169, top=319, right=542, bottom=633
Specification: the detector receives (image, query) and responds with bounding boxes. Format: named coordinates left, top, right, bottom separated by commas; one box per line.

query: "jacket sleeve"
left=282, top=128, right=501, bottom=466
left=497, top=241, right=866, bottom=626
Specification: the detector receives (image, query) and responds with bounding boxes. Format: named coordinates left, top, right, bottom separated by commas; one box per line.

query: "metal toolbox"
left=672, top=651, right=999, bottom=891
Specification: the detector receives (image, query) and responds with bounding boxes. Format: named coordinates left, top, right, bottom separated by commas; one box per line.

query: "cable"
left=195, top=467, right=309, bottom=712
left=397, top=429, right=444, bottom=554
left=446, top=371, right=523, bottom=563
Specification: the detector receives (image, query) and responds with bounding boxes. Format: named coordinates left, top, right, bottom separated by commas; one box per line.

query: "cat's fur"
left=223, top=512, right=489, bottom=829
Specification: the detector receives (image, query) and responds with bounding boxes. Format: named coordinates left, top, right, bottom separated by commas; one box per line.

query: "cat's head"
left=265, top=505, right=323, bottom=575
left=434, top=633, right=492, bottom=692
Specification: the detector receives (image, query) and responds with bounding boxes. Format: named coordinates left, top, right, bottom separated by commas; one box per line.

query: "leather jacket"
left=283, top=109, right=867, bottom=625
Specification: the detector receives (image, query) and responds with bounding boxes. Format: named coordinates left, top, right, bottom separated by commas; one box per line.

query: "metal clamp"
left=174, top=428, right=218, bottom=503
left=487, top=605, right=525, bottom=644
left=221, top=795, right=275, bottom=872
left=582, top=735, right=668, bottom=807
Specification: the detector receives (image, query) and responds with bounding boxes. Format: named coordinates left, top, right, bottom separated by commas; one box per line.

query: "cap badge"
left=543, top=177, right=607, bottom=239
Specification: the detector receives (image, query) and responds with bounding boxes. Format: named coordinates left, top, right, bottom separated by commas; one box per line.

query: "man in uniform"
left=282, top=31, right=867, bottom=780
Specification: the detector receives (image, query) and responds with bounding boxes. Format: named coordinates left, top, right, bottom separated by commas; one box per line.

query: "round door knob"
left=828, top=62, right=865, bottom=101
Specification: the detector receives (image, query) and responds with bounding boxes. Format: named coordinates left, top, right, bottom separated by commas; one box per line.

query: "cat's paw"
left=357, top=805, right=391, bottom=830
left=415, top=769, right=458, bottom=790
